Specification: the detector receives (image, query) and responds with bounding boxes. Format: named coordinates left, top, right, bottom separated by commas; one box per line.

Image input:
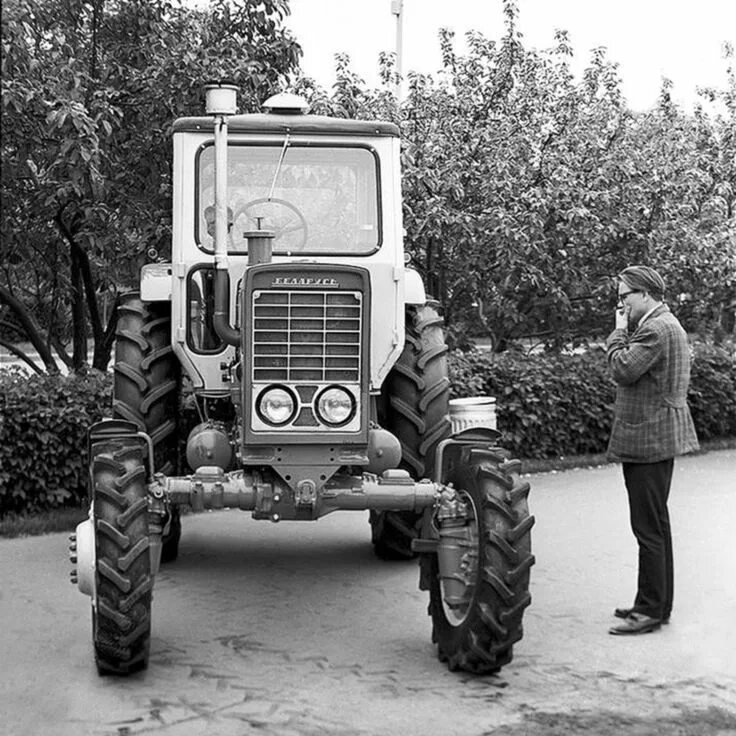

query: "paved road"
left=2, top=451, right=735, bottom=736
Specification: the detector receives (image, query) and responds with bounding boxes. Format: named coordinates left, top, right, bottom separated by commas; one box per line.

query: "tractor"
left=69, top=82, right=534, bottom=676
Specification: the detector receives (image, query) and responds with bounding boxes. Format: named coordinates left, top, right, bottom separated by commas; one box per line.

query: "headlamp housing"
left=315, top=386, right=356, bottom=427
left=257, top=386, right=297, bottom=426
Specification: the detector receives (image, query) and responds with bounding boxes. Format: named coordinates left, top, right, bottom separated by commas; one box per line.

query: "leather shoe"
left=609, top=612, right=662, bottom=635
left=614, top=607, right=670, bottom=624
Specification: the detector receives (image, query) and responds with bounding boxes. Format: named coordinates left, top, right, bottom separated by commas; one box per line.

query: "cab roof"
left=171, top=112, right=400, bottom=137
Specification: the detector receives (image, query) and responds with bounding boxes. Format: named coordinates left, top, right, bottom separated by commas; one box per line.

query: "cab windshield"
left=196, top=142, right=380, bottom=255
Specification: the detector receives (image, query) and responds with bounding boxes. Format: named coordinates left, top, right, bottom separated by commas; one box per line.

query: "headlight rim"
left=314, top=384, right=356, bottom=427
left=256, top=384, right=298, bottom=427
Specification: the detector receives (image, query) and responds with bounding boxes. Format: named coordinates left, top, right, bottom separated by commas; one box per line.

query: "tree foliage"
left=2, top=0, right=734, bottom=369
left=296, top=0, right=736, bottom=351
left=1, top=0, right=301, bottom=372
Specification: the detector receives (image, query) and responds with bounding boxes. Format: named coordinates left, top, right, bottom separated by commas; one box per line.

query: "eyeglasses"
left=617, top=290, right=639, bottom=306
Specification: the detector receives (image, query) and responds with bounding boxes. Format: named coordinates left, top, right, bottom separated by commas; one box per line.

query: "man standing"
left=607, top=265, right=699, bottom=635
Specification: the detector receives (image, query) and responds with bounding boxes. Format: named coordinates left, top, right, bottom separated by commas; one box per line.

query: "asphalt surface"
left=1, top=450, right=735, bottom=736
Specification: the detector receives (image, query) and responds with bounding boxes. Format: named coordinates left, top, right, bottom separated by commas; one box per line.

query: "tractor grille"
left=252, top=290, right=362, bottom=382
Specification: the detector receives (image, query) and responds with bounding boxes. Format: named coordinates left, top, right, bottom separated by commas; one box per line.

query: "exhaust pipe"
left=205, top=81, right=241, bottom=347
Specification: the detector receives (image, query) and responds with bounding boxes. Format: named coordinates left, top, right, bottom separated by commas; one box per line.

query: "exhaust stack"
left=205, top=81, right=241, bottom=347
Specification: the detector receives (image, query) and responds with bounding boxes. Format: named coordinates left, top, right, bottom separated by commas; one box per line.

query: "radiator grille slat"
left=252, top=290, right=362, bottom=382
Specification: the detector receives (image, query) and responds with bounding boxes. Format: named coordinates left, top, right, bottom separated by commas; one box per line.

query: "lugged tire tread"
left=94, top=483, right=128, bottom=509
left=113, top=363, right=148, bottom=392
left=140, top=344, right=174, bottom=371
left=507, top=480, right=531, bottom=505
left=371, top=303, right=451, bottom=560
left=112, top=293, right=180, bottom=476
left=119, top=578, right=154, bottom=612
left=96, top=520, right=130, bottom=549
left=116, top=329, right=149, bottom=351
left=97, top=600, right=132, bottom=630
left=98, top=559, right=132, bottom=593
left=428, top=450, right=534, bottom=674
left=116, top=497, right=148, bottom=528
left=416, top=343, right=449, bottom=370
left=506, top=555, right=536, bottom=585
left=112, top=293, right=181, bottom=563
left=507, top=515, right=536, bottom=543
left=92, top=440, right=151, bottom=675
left=118, top=537, right=150, bottom=572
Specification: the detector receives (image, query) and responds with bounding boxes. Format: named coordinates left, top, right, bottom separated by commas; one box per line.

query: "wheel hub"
left=435, top=487, right=479, bottom=625
left=69, top=514, right=96, bottom=598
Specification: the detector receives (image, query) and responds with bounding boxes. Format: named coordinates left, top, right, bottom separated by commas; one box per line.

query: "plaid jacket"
left=606, top=304, right=699, bottom=463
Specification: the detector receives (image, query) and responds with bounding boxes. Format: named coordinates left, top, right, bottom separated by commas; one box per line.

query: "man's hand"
left=615, top=307, right=629, bottom=330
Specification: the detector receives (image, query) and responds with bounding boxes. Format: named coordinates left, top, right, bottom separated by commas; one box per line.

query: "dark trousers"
left=622, top=459, right=675, bottom=620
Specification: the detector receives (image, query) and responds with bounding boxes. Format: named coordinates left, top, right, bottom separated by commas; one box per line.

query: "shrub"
left=0, top=341, right=733, bottom=515
left=0, top=368, right=112, bottom=515
left=449, top=347, right=615, bottom=458
left=449, top=342, right=736, bottom=459
left=687, top=343, right=736, bottom=440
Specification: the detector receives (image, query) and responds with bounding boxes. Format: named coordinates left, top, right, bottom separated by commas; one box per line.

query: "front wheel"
left=91, top=441, right=153, bottom=675
left=428, top=447, right=534, bottom=674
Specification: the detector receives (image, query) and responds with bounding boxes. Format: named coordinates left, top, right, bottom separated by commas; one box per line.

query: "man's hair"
left=619, top=265, right=666, bottom=300
left=204, top=205, right=234, bottom=225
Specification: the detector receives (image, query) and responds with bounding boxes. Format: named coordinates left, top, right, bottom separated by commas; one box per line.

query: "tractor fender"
left=404, top=268, right=427, bottom=305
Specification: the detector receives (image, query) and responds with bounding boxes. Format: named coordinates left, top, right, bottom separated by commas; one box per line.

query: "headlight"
left=257, top=386, right=297, bottom=426
left=315, top=386, right=355, bottom=426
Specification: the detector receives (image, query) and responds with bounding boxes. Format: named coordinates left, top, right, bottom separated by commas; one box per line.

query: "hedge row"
left=1, top=343, right=734, bottom=515
left=0, top=368, right=111, bottom=515
left=449, top=342, right=736, bottom=459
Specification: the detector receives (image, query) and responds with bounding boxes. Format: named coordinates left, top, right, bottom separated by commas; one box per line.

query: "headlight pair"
left=256, top=385, right=355, bottom=428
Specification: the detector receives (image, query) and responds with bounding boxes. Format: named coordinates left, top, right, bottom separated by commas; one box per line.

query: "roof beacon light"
left=204, top=81, right=239, bottom=116
left=262, top=93, right=310, bottom=115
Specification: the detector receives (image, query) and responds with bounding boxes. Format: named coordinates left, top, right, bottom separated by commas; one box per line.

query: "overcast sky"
left=285, top=0, right=736, bottom=111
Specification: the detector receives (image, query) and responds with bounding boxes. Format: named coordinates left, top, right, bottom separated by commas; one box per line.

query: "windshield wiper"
left=267, top=133, right=290, bottom=202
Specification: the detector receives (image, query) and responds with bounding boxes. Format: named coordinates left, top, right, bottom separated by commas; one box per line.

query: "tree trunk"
left=0, top=337, right=45, bottom=374
left=0, top=286, right=60, bottom=374
left=92, top=293, right=120, bottom=371
left=55, top=206, right=119, bottom=371
left=69, top=243, right=88, bottom=373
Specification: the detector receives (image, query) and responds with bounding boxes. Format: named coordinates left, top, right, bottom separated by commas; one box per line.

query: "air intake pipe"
left=213, top=230, right=273, bottom=347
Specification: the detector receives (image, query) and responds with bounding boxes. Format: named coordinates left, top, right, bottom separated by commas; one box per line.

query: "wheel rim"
left=439, top=489, right=480, bottom=626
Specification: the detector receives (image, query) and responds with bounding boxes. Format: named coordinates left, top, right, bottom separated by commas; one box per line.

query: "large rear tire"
left=113, top=293, right=179, bottom=474
left=429, top=447, right=534, bottom=674
left=113, top=293, right=181, bottom=561
left=92, top=441, right=152, bottom=675
left=371, top=303, right=451, bottom=559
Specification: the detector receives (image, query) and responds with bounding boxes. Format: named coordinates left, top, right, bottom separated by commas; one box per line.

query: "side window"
left=187, top=267, right=224, bottom=353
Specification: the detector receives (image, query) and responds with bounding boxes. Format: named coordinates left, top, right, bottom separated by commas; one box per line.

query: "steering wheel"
left=233, top=198, right=308, bottom=251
